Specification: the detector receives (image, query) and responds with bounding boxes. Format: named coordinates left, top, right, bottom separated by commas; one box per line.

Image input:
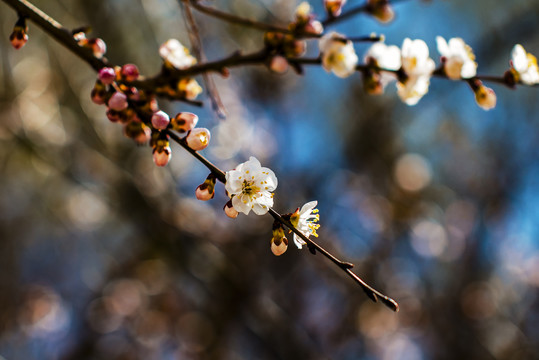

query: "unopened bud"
left=271, top=222, right=288, bottom=256
left=224, top=200, right=238, bottom=219
left=9, top=17, right=28, bottom=50
left=325, top=0, right=347, bottom=17
left=368, top=0, right=394, bottom=23
left=98, top=67, right=116, bottom=85
left=124, top=121, right=151, bottom=145
left=474, top=85, right=496, bottom=111
left=171, top=112, right=198, bottom=132
left=108, top=91, right=128, bottom=111
left=151, top=110, right=170, bottom=130
left=186, top=128, right=210, bottom=151
left=363, top=72, right=384, bottom=95
left=304, top=20, right=324, bottom=35
left=87, top=38, right=107, bottom=58
left=269, top=56, right=289, bottom=73
left=195, top=174, right=216, bottom=201
left=91, top=80, right=108, bottom=105
left=152, top=139, right=172, bottom=167
left=121, top=64, right=140, bottom=82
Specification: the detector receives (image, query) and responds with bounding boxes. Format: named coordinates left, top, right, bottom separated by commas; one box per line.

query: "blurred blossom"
left=411, top=220, right=448, bottom=258
left=381, top=334, right=423, bottom=360
left=176, top=312, right=215, bottom=354
left=86, top=298, right=124, bottom=333
left=18, top=286, right=70, bottom=338
left=357, top=302, right=399, bottom=339
left=66, top=188, right=108, bottom=231
left=394, top=153, right=432, bottom=192
left=133, top=310, right=169, bottom=347
left=104, top=279, right=147, bottom=317
left=460, top=282, right=497, bottom=320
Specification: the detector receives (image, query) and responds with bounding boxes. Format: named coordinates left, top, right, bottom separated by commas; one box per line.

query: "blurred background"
left=1, top=0, right=539, bottom=359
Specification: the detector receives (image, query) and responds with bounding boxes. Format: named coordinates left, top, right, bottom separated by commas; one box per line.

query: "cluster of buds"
left=264, top=2, right=324, bottom=74
left=9, top=16, right=28, bottom=49
left=73, top=28, right=106, bottom=58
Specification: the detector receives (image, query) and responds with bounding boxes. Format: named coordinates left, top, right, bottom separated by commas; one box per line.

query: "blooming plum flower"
left=398, top=38, right=435, bottom=105
left=319, top=32, right=359, bottom=78
left=225, top=157, right=278, bottom=216
left=436, top=36, right=477, bottom=80
left=364, top=42, right=401, bottom=93
left=159, top=39, right=197, bottom=70
left=290, top=201, right=320, bottom=249
left=511, top=44, right=539, bottom=85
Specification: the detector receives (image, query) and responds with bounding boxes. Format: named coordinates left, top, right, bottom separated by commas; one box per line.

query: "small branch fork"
left=3, top=0, right=533, bottom=311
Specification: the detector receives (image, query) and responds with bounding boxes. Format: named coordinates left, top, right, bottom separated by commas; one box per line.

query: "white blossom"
left=511, top=44, right=539, bottom=85
left=159, top=39, right=197, bottom=70
left=398, top=38, right=435, bottom=105
left=319, top=32, right=359, bottom=78
left=225, top=157, right=278, bottom=215
left=290, top=201, right=320, bottom=249
left=436, top=36, right=477, bottom=79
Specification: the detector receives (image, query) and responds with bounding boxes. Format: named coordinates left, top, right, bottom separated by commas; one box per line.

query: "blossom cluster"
left=87, top=38, right=210, bottom=167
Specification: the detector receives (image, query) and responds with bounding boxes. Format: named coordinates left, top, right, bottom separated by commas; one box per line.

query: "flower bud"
left=106, top=109, right=121, bottom=122
left=367, top=0, right=394, bottom=23
left=9, top=17, right=28, bottom=50
left=474, top=85, right=496, bottom=111
left=91, top=80, right=108, bottom=105
left=224, top=200, right=239, bottom=219
left=121, top=64, right=140, bottom=82
left=98, top=67, right=116, bottom=85
left=151, top=110, right=170, bottom=130
left=108, top=91, right=128, bottom=111
left=304, top=20, right=324, bottom=35
left=195, top=174, right=216, bottom=201
left=171, top=112, right=198, bottom=133
left=325, top=0, right=347, bottom=17
left=87, top=38, right=107, bottom=58
left=283, top=36, right=306, bottom=58
left=152, top=139, right=171, bottom=167
left=269, top=56, right=289, bottom=73
left=186, top=128, right=210, bottom=151
left=271, top=222, right=288, bottom=256
left=124, top=121, right=151, bottom=145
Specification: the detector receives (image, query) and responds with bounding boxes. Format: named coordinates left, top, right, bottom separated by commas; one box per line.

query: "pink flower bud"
left=224, top=200, right=238, bottom=219
left=186, top=128, right=210, bottom=151
left=121, top=64, right=140, bottom=82
left=269, top=56, right=289, bottom=73
left=88, top=38, right=107, bottom=58
left=171, top=112, right=198, bottom=132
left=98, top=67, right=116, bottom=85
left=9, top=25, right=28, bottom=50
left=152, top=145, right=171, bottom=167
left=195, top=184, right=214, bottom=201
left=304, top=20, right=324, bottom=35
left=106, top=109, right=121, bottom=122
left=91, top=81, right=108, bottom=105
left=124, top=121, right=151, bottom=145
left=108, top=91, right=128, bottom=111
left=271, top=224, right=288, bottom=256
left=151, top=110, right=170, bottom=130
